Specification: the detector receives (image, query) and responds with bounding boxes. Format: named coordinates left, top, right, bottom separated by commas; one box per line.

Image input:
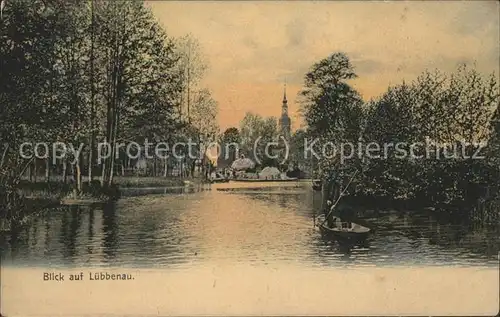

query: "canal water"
left=1, top=182, right=498, bottom=268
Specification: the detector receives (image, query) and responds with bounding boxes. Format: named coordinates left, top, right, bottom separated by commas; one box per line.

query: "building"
left=278, top=84, right=291, bottom=140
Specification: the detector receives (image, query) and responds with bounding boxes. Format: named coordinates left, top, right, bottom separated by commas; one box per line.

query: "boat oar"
left=320, top=169, right=358, bottom=227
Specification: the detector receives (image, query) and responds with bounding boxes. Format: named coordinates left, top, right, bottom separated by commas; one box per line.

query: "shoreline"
left=1, top=177, right=204, bottom=233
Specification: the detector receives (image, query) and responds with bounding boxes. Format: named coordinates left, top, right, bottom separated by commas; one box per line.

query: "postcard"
left=1, top=0, right=499, bottom=316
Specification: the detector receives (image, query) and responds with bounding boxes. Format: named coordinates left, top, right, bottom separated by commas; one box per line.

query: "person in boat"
left=326, top=196, right=355, bottom=229
left=337, top=203, right=355, bottom=229
left=323, top=174, right=341, bottom=226
left=326, top=201, right=340, bottom=228
left=325, top=200, right=337, bottom=228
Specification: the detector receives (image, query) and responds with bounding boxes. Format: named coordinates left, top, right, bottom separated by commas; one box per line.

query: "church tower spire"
left=282, top=82, right=288, bottom=114
left=279, top=81, right=291, bottom=139
left=283, top=81, right=287, bottom=103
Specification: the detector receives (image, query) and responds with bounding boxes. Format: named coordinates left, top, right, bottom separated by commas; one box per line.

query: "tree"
left=189, top=89, right=219, bottom=176
left=361, top=84, right=421, bottom=201
left=299, top=52, right=365, bottom=214
left=175, top=34, right=208, bottom=122
left=0, top=0, right=74, bottom=217
left=360, top=65, right=499, bottom=210
left=0, top=0, right=69, bottom=181
left=220, top=127, right=241, bottom=162
left=0, top=0, right=186, bottom=188
left=288, top=129, right=310, bottom=173
left=239, top=112, right=279, bottom=166
left=90, top=0, right=184, bottom=185
left=300, top=52, right=363, bottom=140
left=190, top=89, right=219, bottom=139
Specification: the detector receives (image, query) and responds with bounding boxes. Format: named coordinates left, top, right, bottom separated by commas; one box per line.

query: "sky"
left=147, top=1, right=499, bottom=131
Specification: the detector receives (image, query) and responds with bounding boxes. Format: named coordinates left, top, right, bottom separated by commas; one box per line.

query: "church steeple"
left=282, top=82, right=288, bottom=115
left=279, top=82, right=291, bottom=139
left=283, top=82, right=287, bottom=103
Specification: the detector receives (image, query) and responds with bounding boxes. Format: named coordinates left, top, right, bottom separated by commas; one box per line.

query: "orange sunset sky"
left=147, top=1, right=499, bottom=131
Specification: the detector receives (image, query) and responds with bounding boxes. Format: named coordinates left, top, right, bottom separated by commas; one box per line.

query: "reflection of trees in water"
left=30, top=217, right=39, bottom=249
left=59, top=206, right=83, bottom=260
left=59, top=208, right=69, bottom=256
left=88, top=208, right=95, bottom=240
left=86, top=208, right=95, bottom=255
left=84, top=197, right=199, bottom=267
left=4, top=227, right=28, bottom=261
left=102, top=203, right=119, bottom=259
left=381, top=211, right=499, bottom=258
left=44, top=210, right=52, bottom=255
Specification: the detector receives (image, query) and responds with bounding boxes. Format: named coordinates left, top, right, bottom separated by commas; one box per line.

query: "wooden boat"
left=315, top=169, right=370, bottom=241
left=318, top=217, right=371, bottom=241
left=231, top=177, right=298, bottom=183
left=312, top=179, right=322, bottom=191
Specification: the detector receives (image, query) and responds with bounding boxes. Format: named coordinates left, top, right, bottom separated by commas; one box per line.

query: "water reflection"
left=0, top=182, right=498, bottom=268
left=102, top=203, right=118, bottom=260
left=59, top=207, right=81, bottom=259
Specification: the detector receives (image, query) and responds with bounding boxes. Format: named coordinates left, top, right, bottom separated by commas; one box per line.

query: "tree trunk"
left=62, top=161, right=67, bottom=184
left=33, top=159, right=37, bottom=183
left=191, top=160, right=196, bottom=178
left=108, top=153, right=115, bottom=185
left=29, top=162, right=33, bottom=182
left=76, top=162, right=82, bottom=192
left=100, top=161, right=106, bottom=186
left=45, top=158, right=50, bottom=182
left=153, top=155, right=157, bottom=177
left=100, top=143, right=107, bottom=187
left=108, top=76, right=122, bottom=184
left=108, top=106, right=119, bottom=186
left=163, top=158, right=168, bottom=177
left=88, top=142, right=93, bottom=182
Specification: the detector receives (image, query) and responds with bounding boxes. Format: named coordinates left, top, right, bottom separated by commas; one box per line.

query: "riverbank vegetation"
left=300, top=52, right=499, bottom=226
left=0, top=0, right=218, bottom=230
